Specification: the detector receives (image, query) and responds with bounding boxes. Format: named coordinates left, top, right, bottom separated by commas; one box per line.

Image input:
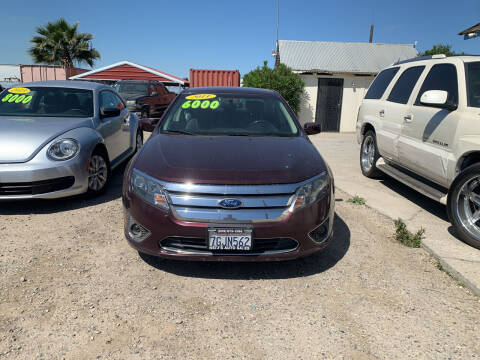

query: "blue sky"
left=1, top=0, right=479, bottom=78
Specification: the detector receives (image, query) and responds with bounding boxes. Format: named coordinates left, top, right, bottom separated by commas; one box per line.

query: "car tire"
left=447, top=163, right=480, bottom=249
left=135, top=130, right=143, bottom=153
left=86, top=148, right=111, bottom=196
left=360, top=130, right=382, bottom=178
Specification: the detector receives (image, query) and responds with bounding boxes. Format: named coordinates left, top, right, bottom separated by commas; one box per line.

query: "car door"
left=363, top=67, right=401, bottom=162
left=98, top=90, right=131, bottom=161
left=398, top=63, right=460, bottom=187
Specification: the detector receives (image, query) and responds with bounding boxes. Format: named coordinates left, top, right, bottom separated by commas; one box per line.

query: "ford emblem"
left=218, top=198, right=242, bottom=209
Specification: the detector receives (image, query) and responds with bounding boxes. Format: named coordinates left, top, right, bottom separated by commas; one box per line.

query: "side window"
left=156, top=84, right=166, bottom=95
left=100, top=91, right=125, bottom=110
left=415, top=64, right=458, bottom=106
left=387, top=66, right=425, bottom=104
left=365, top=67, right=400, bottom=100
left=149, top=85, right=156, bottom=96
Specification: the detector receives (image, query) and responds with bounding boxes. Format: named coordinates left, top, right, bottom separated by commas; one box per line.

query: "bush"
left=242, top=61, right=305, bottom=114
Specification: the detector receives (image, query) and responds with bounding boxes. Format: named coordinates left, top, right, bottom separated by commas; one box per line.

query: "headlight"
left=130, top=169, right=170, bottom=210
left=126, top=100, right=136, bottom=106
left=47, top=139, right=80, bottom=161
left=290, top=172, right=329, bottom=212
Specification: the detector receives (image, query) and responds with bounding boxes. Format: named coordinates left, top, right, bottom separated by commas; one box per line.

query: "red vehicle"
left=123, top=87, right=334, bottom=261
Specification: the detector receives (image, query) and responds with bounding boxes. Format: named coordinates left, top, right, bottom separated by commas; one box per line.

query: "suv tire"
left=447, top=163, right=480, bottom=249
left=360, top=131, right=382, bottom=178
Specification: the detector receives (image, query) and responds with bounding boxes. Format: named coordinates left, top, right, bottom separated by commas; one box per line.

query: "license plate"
left=208, top=228, right=252, bottom=251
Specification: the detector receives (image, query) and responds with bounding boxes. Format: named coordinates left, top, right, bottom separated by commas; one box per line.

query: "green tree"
left=420, top=44, right=465, bottom=57
left=29, top=18, right=100, bottom=68
left=242, top=61, right=305, bottom=114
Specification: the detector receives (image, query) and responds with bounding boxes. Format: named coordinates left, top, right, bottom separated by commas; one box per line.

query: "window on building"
left=387, top=66, right=425, bottom=104
left=364, top=67, right=399, bottom=100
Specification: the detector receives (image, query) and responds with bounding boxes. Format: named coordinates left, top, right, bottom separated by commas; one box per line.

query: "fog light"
left=308, top=220, right=329, bottom=244
left=126, top=213, right=151, bottom=242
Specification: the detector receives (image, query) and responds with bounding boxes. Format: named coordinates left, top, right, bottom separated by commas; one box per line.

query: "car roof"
left=20, top=80, right=111, bottom=91
left=182, top=86, right=278, bottom=96
left=391, top=55, right=480, bottom=68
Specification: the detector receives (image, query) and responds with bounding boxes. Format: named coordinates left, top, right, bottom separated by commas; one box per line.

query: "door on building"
left=315, top=78, right=344, bottom=132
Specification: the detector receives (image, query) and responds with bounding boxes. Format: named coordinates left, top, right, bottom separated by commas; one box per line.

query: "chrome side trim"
left=134, top=169, right=326, bottom=195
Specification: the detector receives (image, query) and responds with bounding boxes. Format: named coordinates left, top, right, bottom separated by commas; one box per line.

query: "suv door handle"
left=379, top=110, right=385, bottom=117
left=404, top=114, right=413, bottom=123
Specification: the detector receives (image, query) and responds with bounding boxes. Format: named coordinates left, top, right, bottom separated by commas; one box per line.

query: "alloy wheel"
left=88, top=155, right=108, bottom=191
left=361, top=135, right=376, bottom=172
left=456, top=176, right=480, bottom=242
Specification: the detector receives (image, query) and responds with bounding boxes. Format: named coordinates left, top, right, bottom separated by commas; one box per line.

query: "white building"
left=277, top=40, right=418, bottom=132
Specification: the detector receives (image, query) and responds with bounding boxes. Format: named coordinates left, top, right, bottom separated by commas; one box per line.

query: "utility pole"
left=275, top=0, right=280, bottom=67
left=369, top=24, right=374, bottom=43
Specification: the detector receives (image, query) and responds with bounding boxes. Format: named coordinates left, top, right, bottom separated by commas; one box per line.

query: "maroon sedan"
left=122, top=87, right=334, bottom=261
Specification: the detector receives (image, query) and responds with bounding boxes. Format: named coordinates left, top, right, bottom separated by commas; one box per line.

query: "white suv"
left=357, top=54, right=480, bottom=249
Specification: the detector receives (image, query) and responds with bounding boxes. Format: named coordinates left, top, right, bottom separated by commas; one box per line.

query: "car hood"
left=134, top=134, right=327, bottom=185
left=0, top=116, right=92, bottom=163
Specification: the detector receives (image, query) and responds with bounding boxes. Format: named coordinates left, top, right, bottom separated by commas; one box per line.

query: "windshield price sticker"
left=8, top=87, right=31, bottom=94
left=185, top=94, right=216, bottom=100
left=1, top=93, right=33, bottom=104
left=182, top=99, right=220, bottom=110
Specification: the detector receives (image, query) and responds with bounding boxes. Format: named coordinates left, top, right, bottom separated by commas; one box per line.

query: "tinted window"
left=387, top=66, right=425, bottom=104
left=0, top=87, right=93, bottom=117
left=160, top=94, right=299, bottom=137
left=365, top=67, right=399, bottom=100
left=415, top=64, right=458, bottom=106
left=113, top=83, right=148, bottom=96
left=466, top=61, right=480, bottom=108
left=100, top=91, right=125, bottom=110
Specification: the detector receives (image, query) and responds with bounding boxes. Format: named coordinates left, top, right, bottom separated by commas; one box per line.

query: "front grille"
left=160, top=237, right=298, bottom=254
left=0, top=176, right=75, bottom=196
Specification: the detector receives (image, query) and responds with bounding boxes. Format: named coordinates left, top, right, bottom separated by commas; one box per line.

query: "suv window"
left=466, top=61, right=480, bottom=108
left=387, top=66, right=425, bottom=104
left=365, top=67, right=399, bottom=100
left=415, top=64, right=458, bottom=106
left=100, top=91, right=125, bottom=110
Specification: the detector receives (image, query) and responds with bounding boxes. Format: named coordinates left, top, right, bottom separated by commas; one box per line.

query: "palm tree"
left=29, top=18, right=100, bottom=68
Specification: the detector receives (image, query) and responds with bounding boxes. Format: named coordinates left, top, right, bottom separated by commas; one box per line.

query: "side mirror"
left=420, top=90, right=457, bottom=111
left=100, top=107, right=121, bottom=118
left=139, top=118, right=155, bottom=132
left=304, top=122, right=321, bottom=135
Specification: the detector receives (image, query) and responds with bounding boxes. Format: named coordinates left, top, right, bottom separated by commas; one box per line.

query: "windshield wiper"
left=163, top=129, right=196, bottom=135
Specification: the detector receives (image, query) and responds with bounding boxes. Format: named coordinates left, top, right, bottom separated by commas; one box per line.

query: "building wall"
left=21, top=65, right=87, bottom=82
left=297, top=73, right=374, bottom=132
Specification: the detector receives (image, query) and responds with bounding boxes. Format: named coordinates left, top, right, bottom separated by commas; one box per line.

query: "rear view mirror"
left=420, top=90, right=457, bottom=111
left=139, top=118, right=155, bottom=132
left=304, top=122, right=321, bottom=135
left=100, top=107, right=121, bottom=118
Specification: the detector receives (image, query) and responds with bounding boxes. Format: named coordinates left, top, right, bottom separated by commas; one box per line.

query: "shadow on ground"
left=379, top=176, right=448, bottom=221
left=0, top=163, right=127, bottom=215
left=139, top=213, right=350, bottom=280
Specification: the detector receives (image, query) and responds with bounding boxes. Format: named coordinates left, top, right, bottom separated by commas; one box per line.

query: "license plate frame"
left=207, top=226, right=253, bottom=251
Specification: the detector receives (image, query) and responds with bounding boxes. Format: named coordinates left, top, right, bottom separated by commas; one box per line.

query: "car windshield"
left=0, top=87, right=93, bottom=117
left=159, top=93, right=299, bottom=137
left=113, top=83, right=148, bottom=96
left=466, top=62, right=480, bottom=108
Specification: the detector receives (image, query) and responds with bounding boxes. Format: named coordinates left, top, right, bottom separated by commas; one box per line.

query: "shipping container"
left=189, top=69, right=240, bottom=88
left=20, top=65, right=87, bottom=82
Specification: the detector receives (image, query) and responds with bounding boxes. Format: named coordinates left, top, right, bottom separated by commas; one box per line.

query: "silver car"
left=0, top=81, right=143, bottom=199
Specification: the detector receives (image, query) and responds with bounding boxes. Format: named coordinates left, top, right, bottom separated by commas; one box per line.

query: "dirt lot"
left=1, top=165, right=479, bottom=359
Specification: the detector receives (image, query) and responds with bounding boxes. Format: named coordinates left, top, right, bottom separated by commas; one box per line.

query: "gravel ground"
left=0, top=165, right=479, bottom=359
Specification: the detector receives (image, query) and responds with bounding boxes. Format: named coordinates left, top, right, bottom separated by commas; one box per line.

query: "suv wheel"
left=360, top=131, right=382, bottom=178
left=141, top=108, right=150, bottom=119
left=447, top=163, right=480, bottom=249
left=135, top=131, right=143, bottom=153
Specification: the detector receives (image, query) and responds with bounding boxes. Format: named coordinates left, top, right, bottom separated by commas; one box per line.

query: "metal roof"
left=459, top=22, right=480, bottom=35
left=278, top=40, right=418, bottom=74
left=69, top=61, right=188, bottom=85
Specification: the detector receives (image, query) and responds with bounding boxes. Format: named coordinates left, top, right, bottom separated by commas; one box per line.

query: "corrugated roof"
left=459, top=22, right=480, bottom=35
left=278, top=40, right=418, bottom=74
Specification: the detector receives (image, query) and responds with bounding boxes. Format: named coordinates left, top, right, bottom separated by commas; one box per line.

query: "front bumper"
left=123, top=183, right=335, bottom=262
left=0, top=147, right=90, bottom=200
